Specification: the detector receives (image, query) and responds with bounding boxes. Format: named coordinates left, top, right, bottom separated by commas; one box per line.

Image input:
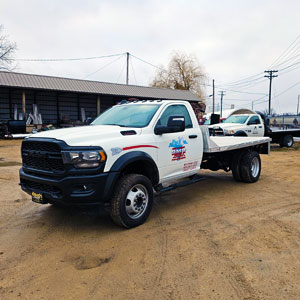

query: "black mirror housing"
left=155, top=115, right=185, bottom=135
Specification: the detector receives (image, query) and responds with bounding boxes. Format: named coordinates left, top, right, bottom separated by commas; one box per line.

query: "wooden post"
left=77, top=94, right=80, bottom=120
left=56, top=93, right=60, bottom=126
left=8, top=89, right=12, bottom=119
left=22, top=91, right=26, bottom=116
left=97, top=95, right=101, bottom=115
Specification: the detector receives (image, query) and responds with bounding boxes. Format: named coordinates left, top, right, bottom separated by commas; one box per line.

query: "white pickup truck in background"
left=20, top=100, right=270, bottom=228
left=208, top=111, right=300, bottom=147
left=209, top=113, right=265, bottom=137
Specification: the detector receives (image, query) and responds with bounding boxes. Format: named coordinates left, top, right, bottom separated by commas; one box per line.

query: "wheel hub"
left=251, top=157, right=260, bottom=178
left=125, top=184, right=148, bottom=219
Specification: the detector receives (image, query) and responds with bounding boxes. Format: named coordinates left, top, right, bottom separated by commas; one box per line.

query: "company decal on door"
left=183, top=161, right=198, bottom=171
left=169, top=137, right=188, bottom=161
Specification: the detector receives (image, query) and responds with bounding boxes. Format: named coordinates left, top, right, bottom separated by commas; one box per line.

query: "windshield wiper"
left=105, top=124, right=128, bottom=127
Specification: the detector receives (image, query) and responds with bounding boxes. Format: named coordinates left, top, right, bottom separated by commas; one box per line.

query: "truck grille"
left=22, top=140, right=64, bottom=172
left=209, top=128, right=224, bottom=136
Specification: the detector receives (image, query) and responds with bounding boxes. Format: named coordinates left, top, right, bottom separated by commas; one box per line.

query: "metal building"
left=0, top=71, right=200, bottom=125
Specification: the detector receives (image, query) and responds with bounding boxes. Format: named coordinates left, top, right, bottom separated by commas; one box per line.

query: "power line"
left=217, top=87, right=267, bottom=96
left=83, top=55, right=123, bottom=79
left=251, top=79, right=300, bottom=108
left=273, top=79, right=300, bottom=98
left=225, top=98, right=260, bottom=101
left=218, top=75, right=265, bottom=88
left=274, top=53, right=300, bottom=69
left=279, top=60, right=300, bottom=72
left=130, top=53, right=166, bottom=72
left=220, top=35, right=300, bottom=90
left=115, top=59, right=127, bottom=83
left=129, top=56, right=138, bottom=85
left=218, top=72, right=263, bottom=87
left=280, top=63, right=300, bottom=76
left=269, top=34, right=300, bottom=68
left=11, top=53, right=125, bottom=62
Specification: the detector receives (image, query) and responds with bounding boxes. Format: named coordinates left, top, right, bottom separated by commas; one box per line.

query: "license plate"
left=32, top=192, right=44, bottom=204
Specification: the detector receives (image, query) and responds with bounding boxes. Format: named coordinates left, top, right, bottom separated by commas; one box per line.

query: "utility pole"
left=218, top=91, right=225, bottom=118
left=126, top=52, right=130, bottom=85
left=297, top=95, right=300, bottom=115
left=264, top=70, right=278, bottom=115
left=252, top=101, right=254, bottom=111
left=212, top=79, right=215, bottom=114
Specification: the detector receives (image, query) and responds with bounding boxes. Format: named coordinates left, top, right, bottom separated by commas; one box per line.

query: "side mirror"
left=155, top=115, right=185, bottom=135
left=86, top=117, right=93, bottom=125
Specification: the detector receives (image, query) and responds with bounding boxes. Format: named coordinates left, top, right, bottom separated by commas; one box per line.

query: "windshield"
left=91, top=104, right=161, bottom=128
left=204, top=119, right=211, bottom=125
left=223, top=115, right=249, bottom=124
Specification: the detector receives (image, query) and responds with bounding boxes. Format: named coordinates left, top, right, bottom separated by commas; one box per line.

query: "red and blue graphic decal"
left=169, top=137, right=188, bottom=161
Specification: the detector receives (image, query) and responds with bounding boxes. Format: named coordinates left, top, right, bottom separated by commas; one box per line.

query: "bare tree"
left=262, top=107, right=276, bottom=116
left=150, top=52, right=206, bottom=99
left=0, top=25, right=17, bottom=71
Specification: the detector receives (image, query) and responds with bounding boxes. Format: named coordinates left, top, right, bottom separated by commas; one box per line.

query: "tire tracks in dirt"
left=146, top=198, right=170, bottom=300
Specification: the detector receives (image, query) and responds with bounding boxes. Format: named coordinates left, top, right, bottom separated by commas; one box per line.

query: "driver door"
left=248, top=116, right=264, bottom=136
left=154, top=104, right=200, bottom=182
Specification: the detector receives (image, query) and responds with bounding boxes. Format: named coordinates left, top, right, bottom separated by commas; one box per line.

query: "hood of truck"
left=27, top=125, right=142, bottom=146
left=210, top=123, right=246, bottom=131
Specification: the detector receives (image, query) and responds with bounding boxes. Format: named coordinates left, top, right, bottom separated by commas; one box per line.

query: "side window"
left=248, top=116, right=260, bottom=125
left=157, top=105, right=193, bottom=128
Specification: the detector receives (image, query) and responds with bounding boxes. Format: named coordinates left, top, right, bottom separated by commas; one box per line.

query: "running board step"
left=156, top=175, right=205, bottom=193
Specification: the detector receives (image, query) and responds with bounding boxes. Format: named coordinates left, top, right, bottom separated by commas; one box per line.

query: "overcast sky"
left=1, top=0, right=300, bottom=114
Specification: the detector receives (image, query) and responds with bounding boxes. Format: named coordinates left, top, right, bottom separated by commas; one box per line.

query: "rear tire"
left=231, top=151, right=245, bottom=182
left=240, top=151, right=261, bottom=183
left=110, top=174, right=153, bottom=228
left=280, top=135, right=294, bottom=148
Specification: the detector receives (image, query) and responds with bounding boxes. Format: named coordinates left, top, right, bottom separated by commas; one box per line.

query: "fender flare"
left=110, top=151, right=159, bottom=176
left=233, top=131, right=248, bottom=137
left=103, top=151, right=159, bottom=202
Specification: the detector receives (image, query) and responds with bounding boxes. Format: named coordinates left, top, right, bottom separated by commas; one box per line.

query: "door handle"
left=189, top=135, right=198, bottom=139
left=259, top=126, right=262, bottom=128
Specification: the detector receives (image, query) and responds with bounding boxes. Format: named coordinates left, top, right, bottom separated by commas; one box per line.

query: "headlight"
left=224, top=129, right=235, bottom=135
left=62, top=150, right=106, bottom=168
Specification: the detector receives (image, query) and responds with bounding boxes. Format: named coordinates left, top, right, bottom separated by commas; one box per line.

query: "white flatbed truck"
left=20, top=100, right=271, bottom=228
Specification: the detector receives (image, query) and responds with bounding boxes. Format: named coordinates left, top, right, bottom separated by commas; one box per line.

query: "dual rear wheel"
left=231, top=151, right=261, bottom=183
left=279, top=135, right=294, bottom=148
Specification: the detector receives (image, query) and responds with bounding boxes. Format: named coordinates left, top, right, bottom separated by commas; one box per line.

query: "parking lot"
left=0, top=139, right=300, bottom=300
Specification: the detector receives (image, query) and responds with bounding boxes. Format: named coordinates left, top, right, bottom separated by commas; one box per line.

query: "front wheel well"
left=234, top=131, right=248, bottom=137
left=120, top=160, right=159, bottom=186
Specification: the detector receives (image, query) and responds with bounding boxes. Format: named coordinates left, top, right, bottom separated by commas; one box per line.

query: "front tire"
left=240, top=151, right=261, bottom=183
left=110, top=174, right=153, bottom=228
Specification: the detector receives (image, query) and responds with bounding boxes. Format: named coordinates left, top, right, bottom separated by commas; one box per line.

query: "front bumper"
left=20, top=168, right=119, bottom=206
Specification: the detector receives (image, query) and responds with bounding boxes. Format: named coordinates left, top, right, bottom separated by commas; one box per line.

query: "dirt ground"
left=0, top=140, right=299, bottom=300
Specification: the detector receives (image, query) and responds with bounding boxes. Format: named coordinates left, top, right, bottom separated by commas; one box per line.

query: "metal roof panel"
left=0, top=71, right=200, bottom=101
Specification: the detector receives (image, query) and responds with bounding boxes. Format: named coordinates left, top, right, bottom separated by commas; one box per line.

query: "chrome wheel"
left=287, top=138, right=293, bottom=147
left=125, top=184, right=149, bottom=219
left=251, top=157, right=260, bottom=178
